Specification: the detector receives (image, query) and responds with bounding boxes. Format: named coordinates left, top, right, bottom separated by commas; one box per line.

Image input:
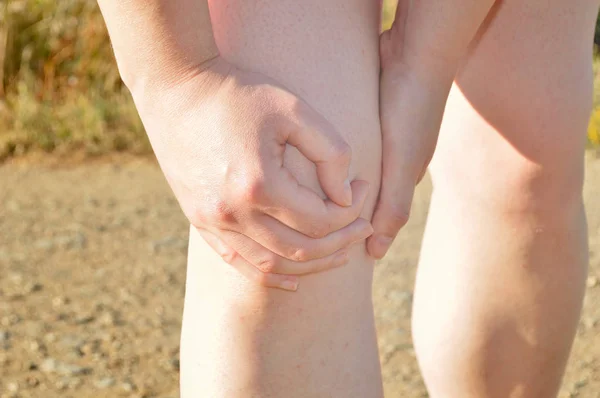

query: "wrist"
left=381, top=28, right=459, bottom=92
left=119, top=47, right=220, bottom=99
left=129, top=55, right=231, bottom=123
left=381, top=57, right=454, bottom=105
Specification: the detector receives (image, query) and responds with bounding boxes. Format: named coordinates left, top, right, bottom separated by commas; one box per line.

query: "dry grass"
left=591, top=55, right=600, bottom=146
left=0, top=0, right=598, bottom=161
left=0, top=0, right=146, bottom=160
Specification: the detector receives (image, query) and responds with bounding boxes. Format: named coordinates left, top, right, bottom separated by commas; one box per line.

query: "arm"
left=97, top=0, right=218, bottom=92
left=382, top=0, right=496, bottom=83
left=98, top=1, right=373, bottom=289
left=368, top=0, right=496, bottom=258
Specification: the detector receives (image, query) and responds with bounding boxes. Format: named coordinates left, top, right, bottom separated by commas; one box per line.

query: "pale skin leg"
left=413, top=0, right=598, bottom=397
left=180, top=1, right=384, bottom=397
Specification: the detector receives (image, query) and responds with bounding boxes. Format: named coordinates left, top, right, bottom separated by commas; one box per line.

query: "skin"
left=98, top=0, right=374, bottom=292
left=100, top=0, right=384, bottom=395
left=369, top=0, right=496, bottom=258
left=98, top=0, right=600, bottom=396
left=182, top=0, right=384, bottom=395
left=412, top=0, right=598, bottom=396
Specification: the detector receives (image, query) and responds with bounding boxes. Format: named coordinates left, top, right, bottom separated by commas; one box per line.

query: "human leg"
left=412, top=1, right=598, bottom=397
left=180, top=1, right=384, bottom=397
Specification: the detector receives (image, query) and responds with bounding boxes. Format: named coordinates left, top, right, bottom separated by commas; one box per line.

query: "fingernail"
left=343, top=179, right=352, bottom=206
left=281, top=280, right=299, bottom=292
left=362, top=223, right=375, bottom=238
left=334, top=251, right=349, bottom=267
left=373, top=235, right=393, bottom=259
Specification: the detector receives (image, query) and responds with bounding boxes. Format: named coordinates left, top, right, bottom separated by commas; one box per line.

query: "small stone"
left=583, top=317, right=598, bottom=329
left=59, top=335, right=85, bottom=350
left=586, top=276, right=599, bottom=288
left=121, top=381, right=136, bottom=392
left=74, top=314, right=95, bottom=324
left=8, top=273, right=23, bottom=284
left=1, top=314, right=20, bottom=326
left=44, top=333, right=57, bottom=343
left=23, top=282, right=43, bottom=293
left=52, top=296, right=69, bottom=308
left=26, top=376, right=39, bottom=387
left=79, top=340, right=100, bottom=356
left=170, top=357, right=180, bottom=371
left=69, top=378, right=83, bottom=389
left=6, top=382, right=18, bottom=392
left=99, top=311, right=119, bottom=326
left=40, top=358, right=57, bottom=373
left=94, top=377, right=115, bottom=389
left=40, top=358, right=91, bottom=376
left=55, top=379, right=68, bottom=391
left=0, top=330, right=10, bottom=342
left=30, top=340, right=45, bottom=353
left=107, top=356, right=123, bottom=369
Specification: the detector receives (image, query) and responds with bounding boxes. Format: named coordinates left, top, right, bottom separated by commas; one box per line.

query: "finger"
left=367, top=161, right=417, bottom=260
left=219, top=230, right=350, bottom=275
left=241, top=215, right=373, bottom=262
left=367, top=189, right=413, bottom=260
left=262, top=178, right=370, bottom=239
left=283, top=100, right=353, bottom=207
left=197, top=228, right=300, bottom=292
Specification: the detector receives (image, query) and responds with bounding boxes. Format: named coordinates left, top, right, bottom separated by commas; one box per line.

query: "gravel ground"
left=1, top=153, right=599, bottom=398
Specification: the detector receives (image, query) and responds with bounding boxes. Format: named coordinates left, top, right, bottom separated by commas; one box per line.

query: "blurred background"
left=0, top=0, right=599, bottom=159
left=0, top=1, right=599, bottom=398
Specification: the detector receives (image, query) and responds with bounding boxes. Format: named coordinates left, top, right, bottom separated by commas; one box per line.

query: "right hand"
left=133, top=57, right=373, bottom=291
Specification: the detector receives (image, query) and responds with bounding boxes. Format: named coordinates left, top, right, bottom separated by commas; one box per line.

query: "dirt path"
left=1, top=154, right=599, bottom=398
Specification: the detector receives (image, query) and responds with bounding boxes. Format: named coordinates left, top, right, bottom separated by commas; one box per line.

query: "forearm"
left=97, top=0, right=218, bottom=92
left=386, top=0, right=496, bottom=84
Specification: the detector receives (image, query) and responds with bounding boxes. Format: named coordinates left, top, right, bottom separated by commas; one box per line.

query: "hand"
left=133, top=57, right=373, bottom=290
left=367, top=29, right=452, bottom=259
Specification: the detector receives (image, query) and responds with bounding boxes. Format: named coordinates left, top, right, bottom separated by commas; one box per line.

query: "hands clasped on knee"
left=136, top=57, right=374, bottom=291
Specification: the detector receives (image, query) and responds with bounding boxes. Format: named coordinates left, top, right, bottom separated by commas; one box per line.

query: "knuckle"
left=387, top=204, right=410, bottom=228
left=252, top=271, right=270, bottom=287
left=238, top=175, right=270, bottom=205
left=255, top=253, right=279, bottom=274
left=291, top=247, right=310, bottom=262
left=330, top=141, right=351, bottom=163
left=220, top=249, right=237, bottom=265
left=307, top=223, right=328, bottom=239
left=210, top=200, right=236, bottom=225
left=289, top=97, right=306, bottom=117
left=187, top=205, right=207, bottom=228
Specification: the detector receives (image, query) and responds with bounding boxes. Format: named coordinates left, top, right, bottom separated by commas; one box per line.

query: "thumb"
left=367, top=170, right=416, bottom=259
left=285, top=101, right=353, bottom=207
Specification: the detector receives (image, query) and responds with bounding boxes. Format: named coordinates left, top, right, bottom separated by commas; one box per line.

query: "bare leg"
left=180, top=1, right=383, bottom=396
left=413, top=1, right=598, bottom=397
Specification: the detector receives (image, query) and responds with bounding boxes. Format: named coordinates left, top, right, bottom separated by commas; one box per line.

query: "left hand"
left=366, top=29, right=453, bottom=259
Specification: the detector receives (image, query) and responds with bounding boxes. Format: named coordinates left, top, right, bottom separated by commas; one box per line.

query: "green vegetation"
left=0, top=0, right=598, bottom=160
left=0, top=0, right=145, bottom=160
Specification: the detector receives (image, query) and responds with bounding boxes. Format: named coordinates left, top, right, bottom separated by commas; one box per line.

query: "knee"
left=431, top=139, right=585, bottom=223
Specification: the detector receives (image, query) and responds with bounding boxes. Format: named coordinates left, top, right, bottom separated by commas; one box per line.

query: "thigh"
left=431, top=0, right=598, bottom=209
left=182, top=1, right=383, bottom=397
